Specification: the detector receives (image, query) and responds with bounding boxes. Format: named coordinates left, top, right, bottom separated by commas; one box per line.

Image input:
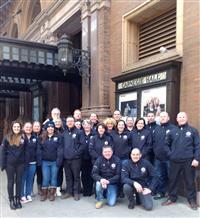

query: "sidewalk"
left=0, top=171, right=199, bottom=218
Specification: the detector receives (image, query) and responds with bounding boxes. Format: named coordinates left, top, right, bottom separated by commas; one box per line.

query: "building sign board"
left=117, top=71, right=167, bottom=90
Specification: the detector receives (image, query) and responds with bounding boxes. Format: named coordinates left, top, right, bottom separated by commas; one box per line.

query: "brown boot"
left=37, top=185, right=42, bottom=196
left=40, top=188, right=48, bottom=201
left=49, top=188, right=56, bottom=201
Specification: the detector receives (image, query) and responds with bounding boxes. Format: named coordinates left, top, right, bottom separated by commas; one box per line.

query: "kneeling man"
left=122, top=148, right=158, bottom=210
left=92, top=145, right=121, bottom=209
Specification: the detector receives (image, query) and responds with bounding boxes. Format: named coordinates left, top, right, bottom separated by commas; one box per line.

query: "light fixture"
left=159, top=46, right=168, bottom=54
left=57, top=34, right=90, bottom=84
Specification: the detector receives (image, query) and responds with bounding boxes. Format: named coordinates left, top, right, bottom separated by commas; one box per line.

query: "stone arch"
left=23, top=0, right=42, bottom=30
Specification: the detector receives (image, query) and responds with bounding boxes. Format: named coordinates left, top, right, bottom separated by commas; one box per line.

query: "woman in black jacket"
left=20, top=122, right=39, bottom=204
left=130, top=118, right=152, bottom=159
left=89, top=123, right=112, bottom=164
left=1, top=121, right=26, bottom=210
left=80, top=119, right=94, bottom=196
left=39, top=121, right=63, bottom=201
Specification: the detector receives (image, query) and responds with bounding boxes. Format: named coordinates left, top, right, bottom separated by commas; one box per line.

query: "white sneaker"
left=26, top=195, right=32, bottom=202
left=56, top=187, right=62, bottom=197
left=20, top=196, right=28, bottom=204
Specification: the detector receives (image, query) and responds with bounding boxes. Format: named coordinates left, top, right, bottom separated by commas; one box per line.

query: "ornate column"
left=81, top=0, right=111, bottom=119
left=81, top=0, right=91, bottom=116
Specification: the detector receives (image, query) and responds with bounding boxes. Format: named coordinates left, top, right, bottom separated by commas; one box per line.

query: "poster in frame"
left=118, top=92, right=137, bottom=121
left=141, top=86, right=166, bottom=121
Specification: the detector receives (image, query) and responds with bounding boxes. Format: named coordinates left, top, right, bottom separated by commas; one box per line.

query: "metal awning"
left=0, top=37, right=81, bottom=84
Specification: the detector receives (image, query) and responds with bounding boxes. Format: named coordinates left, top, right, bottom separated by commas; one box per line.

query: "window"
left=122, top=0, right=182, bottom=70
left=139, top=9, right=176, bottom=59
left=21, top=49, right=28, bottom=62
left=30, top=50, right=37, bottom=63
left=46, top=52, right=53, bottom=65
left=38, top=51, right=45, bottom=64
left=12, top=47, right=19, bottom=61
left=3, top=46, right=10, bottom=59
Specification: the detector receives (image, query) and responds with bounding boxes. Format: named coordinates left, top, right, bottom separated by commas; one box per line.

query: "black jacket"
left=121, top=159, right=158, bottom=192
left=153, top=122, right=176, bottom=161
left=89, top=133, right=112, bottom=163
left=110, top=130, right=132, bottom=160
left=130, top=128, right=152, bottom=158
left=165, top=124, right=200, bottom=162
left=92, top=155, right=121, bottom=184
left=146, top=122, right=158, bottom=134
left=79, top=130, right=94, bottom=160
left=1, top=136, right=27, bottom=170
left=63, top=127, right=83, bottom=159
left=25, top=134, right=40, bottom=163
left=39, top=135, right=63, bottom=167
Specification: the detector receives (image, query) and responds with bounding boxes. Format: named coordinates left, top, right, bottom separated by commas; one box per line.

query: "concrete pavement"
left=0, top=171, right=199, bottom=218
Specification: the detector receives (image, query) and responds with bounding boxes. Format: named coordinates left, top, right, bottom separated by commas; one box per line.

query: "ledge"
left=121, top=50, right=182, bottom=75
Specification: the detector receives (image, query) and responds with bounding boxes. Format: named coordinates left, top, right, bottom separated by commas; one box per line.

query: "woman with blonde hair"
left=103, top=117, right=116, bottom=134
left=1, top=121, right=27, bottom=210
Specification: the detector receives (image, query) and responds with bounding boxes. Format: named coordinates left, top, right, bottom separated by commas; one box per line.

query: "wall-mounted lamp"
left=57, top=34, right=90, bottom=84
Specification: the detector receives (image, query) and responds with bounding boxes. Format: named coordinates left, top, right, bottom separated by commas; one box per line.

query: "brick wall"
left=109, top=0, right=200, bottom=131
left=180, top=1, right=200, bottom=130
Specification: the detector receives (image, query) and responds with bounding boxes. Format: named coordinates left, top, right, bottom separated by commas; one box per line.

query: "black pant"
left=36, top=165, right=42, bottom=186
left=64, top=158, right=81, bottom=195
left=81, top=159, right=93, bottom=196
left=57, top=165, right=64, bottom=187
left=123, top=184, right=153, bottom=210
left=168, top=159, right=196, bottom=202
left=6, top=163, right=24, bottom=200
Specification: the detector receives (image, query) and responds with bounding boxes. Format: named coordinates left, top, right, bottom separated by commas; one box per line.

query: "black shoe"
left=15, top=197, right=22, bottom=209
left=154, top=193, right=165, bottom=200
left=9, top=199, right=16, bottom=210
left=189, top=201, right=198, bottom=210
left=128, top=199, right=135, bottom=209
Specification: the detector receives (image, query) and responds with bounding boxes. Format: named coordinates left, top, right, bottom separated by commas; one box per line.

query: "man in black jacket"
left=92, top=145, right=121, bottom=209
left=162, top=112, right=200, bottom=210
left=152, top=112, right=175, bottom=199
left=122, top=148, right=158, bottom=210
left=61, top=116, right=83, bottom=201
left=146, top=112, right=159, bottom=164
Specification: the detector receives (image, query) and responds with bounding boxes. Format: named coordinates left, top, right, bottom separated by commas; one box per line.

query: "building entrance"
left=0, top=37, right=82, bottom=140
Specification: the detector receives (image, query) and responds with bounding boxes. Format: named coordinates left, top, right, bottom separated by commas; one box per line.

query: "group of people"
left=1, top=108, right=200, bottom=212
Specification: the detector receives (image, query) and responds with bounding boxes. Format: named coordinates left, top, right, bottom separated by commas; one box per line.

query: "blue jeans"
left=42, top=161, right=58, bottom=188
left=96, top=181, right=117, bottom=206
left=154, top=159, right=169, bottom=194
left=21, top=163, right=36, bottom=197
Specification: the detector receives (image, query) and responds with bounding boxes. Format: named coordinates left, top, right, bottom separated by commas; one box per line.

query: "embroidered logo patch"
left=53, top=137, right=58, bottom=142
left=104, top=141, right=108, bottom=145
left=186, top=131, right=192, bottom=137
left=72, top=134, right=76, bottom=139
left=123, top=135, right=128, bottom=140
left=32, top=138, right=37, bottom=143
left=141, top=135, right=145, bottom=140
left=111, top=163, right=116, bottom=169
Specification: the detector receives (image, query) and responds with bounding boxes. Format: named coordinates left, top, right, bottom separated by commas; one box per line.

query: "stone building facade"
left=0, top=0, right=200, bottom=140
